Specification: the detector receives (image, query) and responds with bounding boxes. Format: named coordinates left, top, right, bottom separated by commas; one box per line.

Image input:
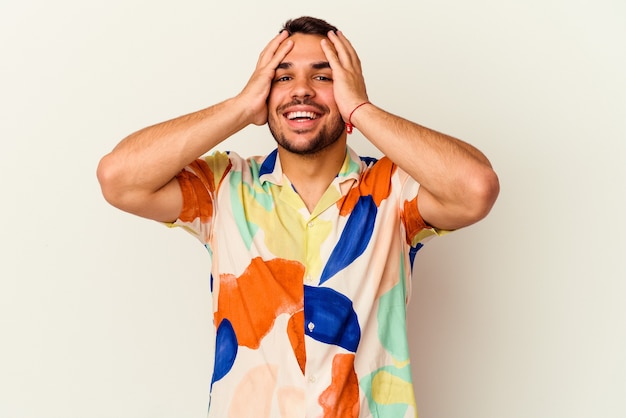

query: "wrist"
left=230, top=95, right=264, bottom=127
left=345, top=101, right=372, bottom=134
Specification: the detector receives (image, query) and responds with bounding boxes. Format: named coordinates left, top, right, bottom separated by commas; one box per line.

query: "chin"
left=277, top=134, right=340, bottom=156
left=269, top=120, right=345, bottom=157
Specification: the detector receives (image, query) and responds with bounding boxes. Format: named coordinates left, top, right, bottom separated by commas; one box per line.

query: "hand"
left=320, top=31, right=370, bottom=122
left=236, top=31, right=294, bottom=126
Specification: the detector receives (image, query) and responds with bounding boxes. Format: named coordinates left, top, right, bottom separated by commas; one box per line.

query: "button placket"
left=303, top=216, right=317, bottom=285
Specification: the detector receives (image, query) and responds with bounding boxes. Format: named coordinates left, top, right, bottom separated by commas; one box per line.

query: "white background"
left=1, top=0, right=625, bottom=417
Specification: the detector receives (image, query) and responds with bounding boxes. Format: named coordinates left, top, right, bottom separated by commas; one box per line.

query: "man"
left=98, top=16, right=499, bottom=418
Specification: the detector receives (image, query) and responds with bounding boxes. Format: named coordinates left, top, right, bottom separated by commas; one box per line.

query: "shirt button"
left=307, top=221, right=314, bottom=228
left=305, top=275, right=314, bottom=284
left=308, top=375, right=317, bottom=383
left=308, top=322, right=315, bottom=332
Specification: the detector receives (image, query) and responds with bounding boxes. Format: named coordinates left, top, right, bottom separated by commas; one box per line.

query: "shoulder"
left=347, top=147, right=406, bottom=179
left=189, top=150, right=270, bottom=178
left=357, top=154, right=411, bottom=185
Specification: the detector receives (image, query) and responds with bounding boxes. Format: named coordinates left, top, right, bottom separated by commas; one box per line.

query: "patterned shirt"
left=170, top=146, right=440, bottom=418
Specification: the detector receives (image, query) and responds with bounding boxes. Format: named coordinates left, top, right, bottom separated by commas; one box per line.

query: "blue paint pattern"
left=258, top=149, right=278, bottom=178
left=211, top=319, right=238, bottom=387
left=320, top=195, right=377, bottom=284
left=304, top=286, right=361, bottom=352
left=409, top=243, right=423, bottom=270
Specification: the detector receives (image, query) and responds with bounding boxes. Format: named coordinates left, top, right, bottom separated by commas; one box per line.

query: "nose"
left=290, top=77, right=315, bottom=100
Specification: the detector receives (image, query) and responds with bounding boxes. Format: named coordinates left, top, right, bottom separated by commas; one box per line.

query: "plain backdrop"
left=1, top=0, right=625, bottom=417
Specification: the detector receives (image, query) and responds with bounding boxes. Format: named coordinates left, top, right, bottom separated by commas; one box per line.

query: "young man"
left=98, top=16, right=499, bottom=418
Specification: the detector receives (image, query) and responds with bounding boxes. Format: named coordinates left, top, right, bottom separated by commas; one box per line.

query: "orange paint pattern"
left=287, top=310, right=306, bottom=373
left=215, top=257, right=305, bottom=349
left=177, top=159, right=217, bottom=223
left=401, top=195, right=428, bottom=245
left=338, top=158, right=396, bottom=216
left=318, top=354, right=360, bottom=418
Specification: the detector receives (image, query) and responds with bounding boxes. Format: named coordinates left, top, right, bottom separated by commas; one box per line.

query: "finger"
left=326, top=30, right=354, bottom=69
left=256, top=30, right=290, bottom=67
left=330, top=31, right=363, bottom=73
left=259, top=30, right=288, bottom=58
left=266, top=37, right=294, bottom=70
left=320, top=37, right=342, bottom=70
left=336, top=31, right=362, bottom=69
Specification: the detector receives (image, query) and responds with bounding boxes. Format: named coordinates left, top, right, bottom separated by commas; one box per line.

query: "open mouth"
left=285, top=111, right=320, bottom=121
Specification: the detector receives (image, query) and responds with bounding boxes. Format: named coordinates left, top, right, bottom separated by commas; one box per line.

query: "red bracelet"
left=345, top=101, right=371, bottom=134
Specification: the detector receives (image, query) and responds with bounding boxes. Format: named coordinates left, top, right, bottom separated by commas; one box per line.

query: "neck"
left=278, top=140, right=347, bottom=212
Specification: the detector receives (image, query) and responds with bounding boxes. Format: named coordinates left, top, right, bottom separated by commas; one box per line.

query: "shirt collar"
left=258, top=146, right=365, bottom=186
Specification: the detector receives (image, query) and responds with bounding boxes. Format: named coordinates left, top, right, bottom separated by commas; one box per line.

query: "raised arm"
left=321, top=31, right=499, bottom=230
left=97, top=31, right=294, bottom=222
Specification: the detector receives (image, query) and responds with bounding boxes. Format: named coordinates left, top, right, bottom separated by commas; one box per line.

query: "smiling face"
left=267, top=33, right=346, bottom=156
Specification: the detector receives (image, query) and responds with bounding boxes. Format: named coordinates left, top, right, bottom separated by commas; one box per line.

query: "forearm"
left=98, top=30, right=293, bottom=221
left=356, top=104, right=490, bottom=175
left=98, top=97, right=249, bottom=200
left=352, top=104, right=499, bottom=228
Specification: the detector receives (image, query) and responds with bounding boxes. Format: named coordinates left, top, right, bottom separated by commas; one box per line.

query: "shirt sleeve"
left=397, top=168, right=448, bottom=246
left=166, top=151, right=232, bottom=244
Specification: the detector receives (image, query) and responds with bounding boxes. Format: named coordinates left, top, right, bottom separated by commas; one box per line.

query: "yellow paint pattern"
left=371, top=370, right=416, bottom=408
left=239, top=179, right=334, bottom=276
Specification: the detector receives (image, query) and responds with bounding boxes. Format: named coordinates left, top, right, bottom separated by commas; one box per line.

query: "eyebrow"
left=276, top=61, right=331, bottom=70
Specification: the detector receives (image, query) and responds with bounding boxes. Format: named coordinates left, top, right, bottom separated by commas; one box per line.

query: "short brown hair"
left=281, top=16, right=338, bottom=36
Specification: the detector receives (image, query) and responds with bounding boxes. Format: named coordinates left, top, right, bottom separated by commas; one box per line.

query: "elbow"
left=420, top=167, right=500, bottom=231
left=467, top=167, right=500, bottom=223
left=96, top=153, right=126, bottom=209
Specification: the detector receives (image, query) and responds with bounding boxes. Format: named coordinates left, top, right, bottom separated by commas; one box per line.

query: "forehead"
left=278, top=33, right=333, bottom=65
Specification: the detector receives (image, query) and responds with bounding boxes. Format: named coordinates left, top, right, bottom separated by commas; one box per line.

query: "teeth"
left=287, top=111, right=318, bottom=120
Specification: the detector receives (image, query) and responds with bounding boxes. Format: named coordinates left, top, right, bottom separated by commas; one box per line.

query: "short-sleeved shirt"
left=171, top=146, right=440, bottom=418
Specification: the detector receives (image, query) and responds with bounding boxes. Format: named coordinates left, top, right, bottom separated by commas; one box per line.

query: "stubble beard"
left=268, top=105, right=346, bottom=157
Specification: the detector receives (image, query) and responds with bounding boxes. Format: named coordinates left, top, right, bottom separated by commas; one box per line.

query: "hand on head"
left=320, top=31, right=369, bottom=123
left=237, top=30, right=294, bottom=126
left=237, top=27, right=370, bottom=130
